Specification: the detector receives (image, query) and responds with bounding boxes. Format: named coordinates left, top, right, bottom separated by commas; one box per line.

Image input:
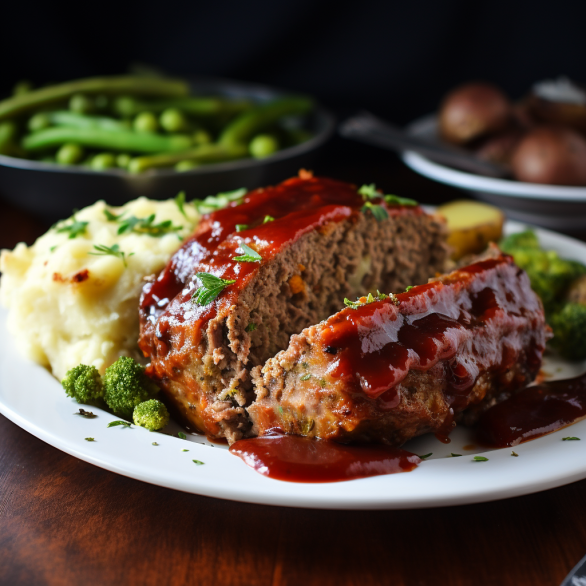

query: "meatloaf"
left=139, top=173, right=449, bottom=442
left=248, top=252, right=550, bottom=445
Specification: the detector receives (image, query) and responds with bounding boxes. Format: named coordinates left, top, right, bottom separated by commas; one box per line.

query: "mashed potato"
left=0, top=196, right=199, bottom=380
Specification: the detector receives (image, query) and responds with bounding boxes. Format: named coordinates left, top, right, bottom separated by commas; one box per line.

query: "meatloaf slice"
left=248, top=253, right=551, bottom=445
left=139, top=174, right=449, bottom=443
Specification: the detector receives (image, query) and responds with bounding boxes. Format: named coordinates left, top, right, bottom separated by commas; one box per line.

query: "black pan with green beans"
left=0, top=76, right=316, bottom=173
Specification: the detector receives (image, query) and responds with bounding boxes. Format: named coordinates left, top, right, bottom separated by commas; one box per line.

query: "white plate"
left=403, top=115, right=586, bottom=231
left=1, top=220, right=586, bottom=510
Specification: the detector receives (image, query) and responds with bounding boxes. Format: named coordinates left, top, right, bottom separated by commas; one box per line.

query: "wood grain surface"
left=2, top=148, right=586, bottom=586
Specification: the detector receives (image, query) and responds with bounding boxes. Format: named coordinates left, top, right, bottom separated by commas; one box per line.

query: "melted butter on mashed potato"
left=0, top=197, right=199, bottom=380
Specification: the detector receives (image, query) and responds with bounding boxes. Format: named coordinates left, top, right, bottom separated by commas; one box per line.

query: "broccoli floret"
left=62, top=364, right=104, bottom=405
left=103, top=357, right=159, bottom=419
left=500, top=230, right=586, bottom=313
left=133, top=399, right=170, bottom=431
left=549, top=303, right=586, bottom=361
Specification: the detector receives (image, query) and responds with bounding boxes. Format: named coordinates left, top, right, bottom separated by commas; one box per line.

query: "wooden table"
left=1, top=143, right=586, bottom=586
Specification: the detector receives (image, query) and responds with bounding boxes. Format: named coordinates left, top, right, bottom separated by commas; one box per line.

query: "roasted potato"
left=511, top=126, right=586, bottom=185
left=439, top=82, right=512, bottom=145
left=437, top=200, right=505, bottom=260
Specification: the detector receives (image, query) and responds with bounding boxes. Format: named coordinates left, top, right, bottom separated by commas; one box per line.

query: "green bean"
left=133, top=112, right=159, bottom=133
left=46, top=111, right=129, bottom=131
left=218, top=96, right=313, bottom=147
left=0, top=121, right=18, bottom=155
left=56, top=143, right=84, bottom=165
left=175, top=160, right=199, bottom=172
left=0, top=76, right=189, bottom=121
left=69, top=94, right=94, bottom=114
left=127, top=142, right=247, bottom=173
left=112, top=96, right=251, bottom=118
left=160, top=108, right=189, bottom=132
left=22, top=127, right=192, bottom=153
left=91, top=153, right=116, bottom=170
left=249, top=134, right=279, bottom=158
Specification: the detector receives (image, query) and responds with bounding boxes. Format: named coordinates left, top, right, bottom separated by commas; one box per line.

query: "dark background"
left=2, top=0, right=585, bottom=126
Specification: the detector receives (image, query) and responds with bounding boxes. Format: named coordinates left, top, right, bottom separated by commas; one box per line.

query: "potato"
left=437, top=200, right=505, bottom=260
left=474, top=128, right=525, bottom=167
left=439, top=82, right=512, bottom=145
left=511, top=126, right=586, bottom=185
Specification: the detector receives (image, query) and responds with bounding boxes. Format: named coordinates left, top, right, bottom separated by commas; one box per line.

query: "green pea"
left=116, top=153, right=132, bottom=169
left=160, top=108, right=188, bottom=132
left=91, top=152, right=116, bottom=170
left=192, top=129, right=212, bottom=145
left=69, top=93, right=94, bottom=114
left=134, top=111, right=159, bottom=133
left=56, top=143, right=84, bottom=165
left=28, top=112, right=51, bottom=132
left=175, top=160, right=199, bottom=172
left=112, top=96, right=137, bottom=118
left=249, top=134, right=279, bottom=159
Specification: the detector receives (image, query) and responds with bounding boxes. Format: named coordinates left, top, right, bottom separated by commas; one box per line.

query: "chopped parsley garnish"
left=358, top=184, right=379, bottom=199
left=50, top=245, right=57, bottom=252
left=300, top=374, right=311, bottom=381
left=175, top=191, right=188, bottom=218
left=88, top=243, right=134, bottom=267
left=361, top=201, right=388, bottom=222
left=263, top=215, right=275, bottom=224
left=116, top=214, right=183, bottom=237
left=563, top=437, right=580, bottom=441
left=192, top=460, right=205, bottom=466
left=344, top=291, right=396, bottom=309
left=182, top=449, right=189, bottom=452
left=56, top=216, right=88, bottom=239
left=473, top=456, right=489, bottom=461
left=233, top=242, right=262, bottom=263
left=418, top=453, right=432, bottom=460
left=192, top=272, right=236, bottom=306
left=405, top=286, right=415, bottom=292
left=235, top=224, right=248, bottom=232
left=194, top=188, right=247, bottom=214
left=103, top=208, right=123, bottom=222
left=384, top=194, right=418, bottom=206
left=511, top=451, right=519, bottom=456
left=76, top=408, right=96, bottom=418
left=246, top=322, right=257, bottom=332
left=107, top=420, right=132, bottom=428
left=450, top=453, right=462, bottom=457
left=152, top=442, right=159, bottom=446
left=85, top=437, right=95, bottom=442
left=178, top=431, right=187, bottom=440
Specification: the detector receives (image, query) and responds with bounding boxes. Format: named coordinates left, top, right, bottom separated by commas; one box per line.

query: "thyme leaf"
left=233, top=242, right=262, bottom=263
left=361, top=201, right=388, bottom=221
left=263, top=215, right=275, bottom=224
left=88, top=243, right=134, bottom=267
left=117, top=214, right=183, bottom=237
left=175, top=190, right=188, bottom=218
left=192, top=272, right=236, bottom=306
left=107, top=420, right=132, bottom=428
left=56, top=215, right=88, bottom=239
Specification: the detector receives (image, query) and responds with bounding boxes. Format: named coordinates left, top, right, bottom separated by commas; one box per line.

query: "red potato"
left=511, top=126, right=586, bottom=185
left=439, top=82, right=513, bottom=145
left=527, top=95, right=586, bottom=135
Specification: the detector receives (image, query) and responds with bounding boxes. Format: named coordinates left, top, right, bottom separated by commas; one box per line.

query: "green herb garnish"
left=103, top=208, right=123, bottom=222
left=384, top=194, right=418, bottom=206
left=152, top=442, right=159, bottom=446
left=192, top=459, right=205, bottom=465
left=85, top=437, right=95, bottom=442
left=418, top=453, right=432, bottom=460
left=76, top=408, right=96, bottom=418
left=344, top=290, right=393, bottom=309
left=405, top=286, right=414, bottom=292
left=178, top=431, right=187, bottom=439
left=246, top=323, right=257, bottom=332
left=563, top=437, right=580, bottom=441
left=88, top=243, right=134, bottom=267
left=194, top=188, right=247, bottom=214
left=182, top=449, right=189, bottom=452
left=233, top=242, right=262, bottom=263
left=473, top=456, right=489, bottom=461
left=192, top=272, right=236, bottom=306
left=450, top=453, right=462, bottom=457
left=56, top=216, right=88, bottom=239
left=175, top=190, right=188, bottom=219
left=263, top=215, right=275, bottom=224
left=107, top=420, right=132, bottom=428
left=358, top=184, right=379, bottom=199
left=117, top=214, right=183, bottom=237
left=235, top=224, right=248, bottom=232
left=361, top=201, right=388, bottom=221
left=511, top=451, right=518, bottom=456
left=50, top=245, right=57, bottom=252
left=300, top=374, right=311, bottom=381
